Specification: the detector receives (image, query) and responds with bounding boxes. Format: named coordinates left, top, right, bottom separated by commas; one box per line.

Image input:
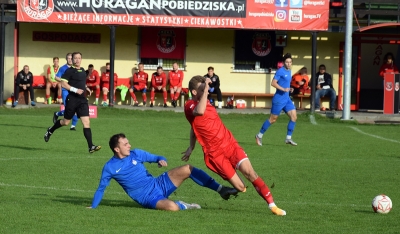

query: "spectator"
left=311, top=64, right=336, bottom=111
left=13, top=65, right=35, bottom=107
left=204, top=66, right=222, bottom=109
left=290, top=67, right=310, bottom=95
left=46, top=57, right=62, bottom=104
left=86, top=64, right=101, bottom=105
left=150, top=66, right=168, bottom=108
left=129, top=62, right=148, bottom=106
left=168, top=62, right=184, bottom=107
left=379, top=52, right=399, bottom=79
left=101, top=62, right=118, bottom=106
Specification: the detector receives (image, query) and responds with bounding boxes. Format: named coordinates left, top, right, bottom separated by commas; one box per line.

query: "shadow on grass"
left=0, top=143, right=48, bottom=151
left=0, top=123, right=46, bottom=129
left=52, top=195, right=142, bottom=209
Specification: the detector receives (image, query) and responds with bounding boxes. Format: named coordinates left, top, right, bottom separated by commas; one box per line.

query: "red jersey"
left=291, top=74, right=309, bottom=88
left=133, top=71, right=148, bottom=89
left=184, top=99, right=237, bottom=154
left=47, top=66, right=59, bottom=82
left=101, top=71, right=118, bottom=88
left=169, top=70, right=184, bottom=87
left=379, top=63, right=399, bottom=78
left=86, top=70, right=100, bottom=86
left=151, top=72, right=167, bottom=88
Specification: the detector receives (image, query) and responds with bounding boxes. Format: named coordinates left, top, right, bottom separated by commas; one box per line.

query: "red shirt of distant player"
left=133, top=71, right=148, bottom=90
left=169, top=70, right=184, bottom=87
left=151, top=72, right=167, bottom=88
left=379, top=63, right=399, bottom=78
left=86, top=70, right=100, bottom=87
left=101, top=71, right=118, bottom=90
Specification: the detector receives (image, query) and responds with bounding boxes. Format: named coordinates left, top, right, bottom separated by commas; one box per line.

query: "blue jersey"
left=91, top=149, right=167, bottom=208
left=57, top=64, right=70, bottom=91
left=272, top=67, right=292, bottom=103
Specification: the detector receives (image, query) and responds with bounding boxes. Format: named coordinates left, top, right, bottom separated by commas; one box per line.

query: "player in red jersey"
left=379, top=52, right=399, bottom=79
left=168, top=62, right=184, bottom=107
left=182, top=75, right=286, bottom=216
left=86, top=64, right=101, bottom=105
left=150, top=66, right=168, bottom=108
left=130, top=62, right=148, bottom=106
left=101, top=62, right=118, bottom=106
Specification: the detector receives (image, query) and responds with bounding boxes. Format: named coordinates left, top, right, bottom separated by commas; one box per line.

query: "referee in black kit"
left=44, top=52, right=101, bottom=153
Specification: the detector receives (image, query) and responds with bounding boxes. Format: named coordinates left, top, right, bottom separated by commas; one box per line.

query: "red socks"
left=95, top=88, right=100, bottom=98
left=130, top=92, right=137, bottom=102
left=150, top=90, right=155, bottom=102
left=142, top=93, right=147, bottom=102
left=170, top=93, right=174, bottom=101
left=174, top=92, right=180, bottom=100
left=103, top=94, right=107, bottom=102
left=163, top=91, right=167, bottom=103
left=252, top=177, right=274, bottom=204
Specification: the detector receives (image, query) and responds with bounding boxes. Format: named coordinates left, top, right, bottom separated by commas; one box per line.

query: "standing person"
left=310, top=64, right=336, bottom=112
left=87, top=133, right=238, bottom=210
left=379, top=52, right=399, bottom=79
left=255, top=53, right=298, bottom=146
left=150, top=66, right=168, bottom=108
left=101, top=62, right=118, bottom=106
left=204, top=66, right=222, bottom=109
left=46, top=57, right=62, bottom=104
left=52, top=53, right=79, bottom=131
left=86, top=64, right=101, bottom=105
left=44, top=52, right=101, bottom=153
left=13, top=65, right=36, bottom=107
left=129, top=62, right=148, bottom=106
left=182, top=76, right=286, bottom=216
left=168, top=62, right=184, bottom=107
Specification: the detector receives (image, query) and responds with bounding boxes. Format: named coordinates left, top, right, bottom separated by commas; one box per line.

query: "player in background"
left=87, top=133, right=238, bottom=210
left=182, top=75, right=286, bottom=216
left=52, top=53, right=79, bottom=131
left=86, top=64, right=101, bottom=105
left=168, top=62, right=184, bottom=107
left=255, top=53, right=298, bottom=146
left=129, top=63, right=148, bottom=106
left=101, top=62, right=118, bottom=106
left=150, top=66, right=168, bottom=107
left=46, top=57, right=62, bottom=104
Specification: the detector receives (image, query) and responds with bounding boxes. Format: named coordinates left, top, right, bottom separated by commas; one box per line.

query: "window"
left=140, top=58, right=185, bottom=71
left=234, top=30, right=284, bottom=73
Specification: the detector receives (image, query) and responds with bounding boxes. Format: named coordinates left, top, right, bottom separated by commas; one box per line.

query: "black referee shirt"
left=61, top=67, right=87, bottom=98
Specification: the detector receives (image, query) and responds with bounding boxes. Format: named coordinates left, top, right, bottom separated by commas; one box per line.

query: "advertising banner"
left=17, top=0, right=329, bottom=30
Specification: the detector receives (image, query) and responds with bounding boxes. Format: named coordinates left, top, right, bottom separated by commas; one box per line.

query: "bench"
left=292, top=94, right=338, bottom=110
left=221, top=92, right=274, bottom=108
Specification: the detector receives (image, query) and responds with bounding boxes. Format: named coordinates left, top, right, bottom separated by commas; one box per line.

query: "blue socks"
left=287, top=120, right=296, bottom=136
left=175, top=201, right=187, bottom=210
left=57, top=110, right=78, bottom=127
left=260, top=120, right=272, bottom=134
left=57, top=110, right=64, bottom=117
left=189, top=167, right=220, bottom=191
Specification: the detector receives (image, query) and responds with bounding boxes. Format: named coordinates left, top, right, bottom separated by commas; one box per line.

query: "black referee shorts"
left=64, top=94, right=89, bottom=119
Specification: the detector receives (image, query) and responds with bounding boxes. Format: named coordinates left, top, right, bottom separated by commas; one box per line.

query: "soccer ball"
left=372, top=195, right=392, bottom=214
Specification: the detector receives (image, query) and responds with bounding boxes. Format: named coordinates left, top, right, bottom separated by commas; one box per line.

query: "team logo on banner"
left=251, top=33, right=271, bottom=57
left=157, top=30, right=176, bottom=54
left=395, top=82, right=399, bottom=91
left=386, top=82, right=393, bottom=91
left=23, top=0, right=54, bottom=20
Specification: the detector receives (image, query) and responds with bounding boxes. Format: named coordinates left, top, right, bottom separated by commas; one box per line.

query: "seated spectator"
left=290, top=67, right=310, bottom=95
left=310, top=64, right=336, bottom=111
left=379, top=52, right=399, bottom=79
left=129, top=62, right=148, bottom=106
left=46, top=57, right=62, bottom=104
left=13, top=65, right=35, bottom=107
left=168, top=62, right=184, bottom=107
left=150, top=66, right=168, bottom=108
left=101, top=62, right=118, bottom=106
left=204, top=66, right=222, bottom=109
left=86, top=64, right=101, bottom=105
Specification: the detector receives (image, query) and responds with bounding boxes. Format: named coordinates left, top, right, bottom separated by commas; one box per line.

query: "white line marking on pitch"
left=309, top=115, right=317, bottom=125
left=0, top=156, right=109, bottom=161
left=349, top=127, right=400, bottom=144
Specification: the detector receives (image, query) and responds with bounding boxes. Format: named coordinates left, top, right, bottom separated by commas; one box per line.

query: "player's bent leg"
left=155, top=199, right=181, bottom=211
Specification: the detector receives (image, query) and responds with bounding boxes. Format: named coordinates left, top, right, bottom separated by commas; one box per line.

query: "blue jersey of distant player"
left=272, top=67, right=292, bottom=104
left=91, top=149, right=167, bottom=209
left=56, top=64, right=70, bottom=92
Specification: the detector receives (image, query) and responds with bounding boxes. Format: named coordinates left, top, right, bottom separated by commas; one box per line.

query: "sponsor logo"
left=275, top=9, right=286, bottom=22
left=248, top=12, right=274, bottom=17
left=289, top=9, right=302, bottom=22
left=275, top=0, right=288, bottom=7
left=132, top=159, right=137, bottom=165
left=254, top=0, right=274, bottom=4
left=251, top=33, right=271, bottom=57
left=157, top=30, right=176, bottom=54
left=303, top=0, right=325, bottom=6
left=23, top=0, right=54, bottom=20
left=304, top=13, right=321, bottom=19
left=116, top=168, right=122, bottom=173
left=386, top=82, right=393, bottom=91
left=395, top=82, right=399, bottom=91
left=290, top=0, right=303, bottom=8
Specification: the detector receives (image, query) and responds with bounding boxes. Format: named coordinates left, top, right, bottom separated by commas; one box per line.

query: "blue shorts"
left=131, top=87, right=147, bottom=93
left=143, top=172, right=177, bottom=209
left=271, top=98, right=295, bottom=115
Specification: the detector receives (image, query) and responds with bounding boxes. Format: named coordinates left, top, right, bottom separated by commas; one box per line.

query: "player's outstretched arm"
left=182, top=128, right=196, bottom=162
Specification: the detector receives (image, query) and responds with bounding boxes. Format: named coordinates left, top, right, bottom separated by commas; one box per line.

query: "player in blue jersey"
left=87, top=133, right=239, bottom=211
left=52, top=53, right=79, bottom=130
left=255, top=53, right=298, bottom=146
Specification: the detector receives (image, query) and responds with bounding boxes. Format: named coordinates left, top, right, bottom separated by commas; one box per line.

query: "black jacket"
left=16, top=70, right=33, bottom=86
left=204, top=73, right=220, bottom=89
left=310, top=72, right=334, bottom=89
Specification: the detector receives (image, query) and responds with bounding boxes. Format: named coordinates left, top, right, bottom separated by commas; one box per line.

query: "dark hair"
left=383, top=53, right=395, bottom=63
left=53, top=57, right=59, bottom=61
left=207, top=66, right=214, bottom=71
left=65, top=53, right=72, bottom=60
left=138, top=62, right=144, bottom=66
left=106, top=62, right=110, bottom=66
left=88, top=64, right=94, bottom=68
left=283, top=53, right=292, bottom=62
left=109, top=133, right=126, bottom=154
left=157, top=66, right=163, bottom=70
left=72, top=52, right=82, bottom=59
left=319, top=64, right=326, bottom=70
left=188, top=75, right=206, bottom=94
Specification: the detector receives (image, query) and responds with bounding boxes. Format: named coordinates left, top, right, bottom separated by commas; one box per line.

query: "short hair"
left=88, top=64, right=94, bottom=68
left=23, top=65, right=29, bottom=69
left=283, top=53, right=292, bottom=62
left=188, top=75, right=206, bottom=94
left=319, top=64, right=326, bottom=70
left=53, top=57, right=59, bottom=61
left=106, top=62, right=110, bottom=66
left=72, top=52, right=82, bottom=59
left=138, top=62, right=144, bottom=66
left=157, top=66, right=163, bottom=70
left=109, top=133, right=126, bottom=154
left=384, top=53, right=395, bottom=62
left=207, top=66, right=214, bottom=71
left=65, top=53, right=72, bottom=60
left=173, top=62, right=179, bottom=66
